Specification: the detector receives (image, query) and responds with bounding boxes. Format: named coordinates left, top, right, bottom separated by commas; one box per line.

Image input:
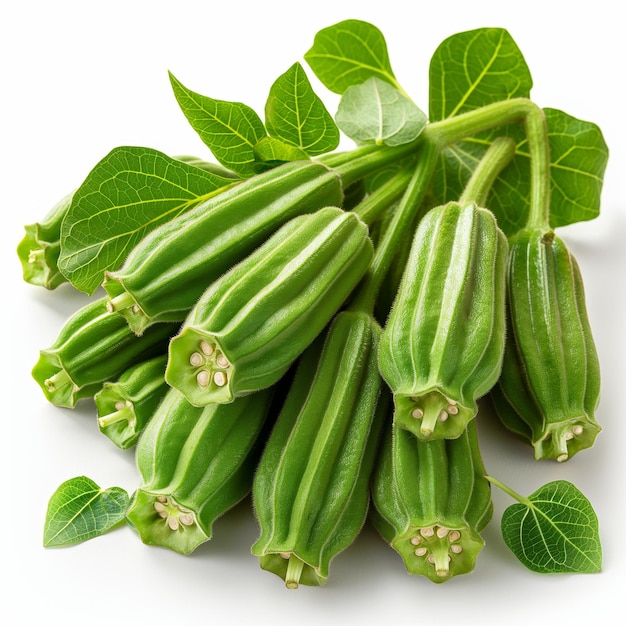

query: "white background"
left=2, top=1, right=624, bottom=624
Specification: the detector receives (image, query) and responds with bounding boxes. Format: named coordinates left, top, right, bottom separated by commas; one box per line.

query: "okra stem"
left=484, top=475, right=531, bottom=506
left=350, top=140, right=440, bottom=315
left=424, top=98, right=551, bottom=231
left=458, top=137, right=517, bottom=207
left=44, top=369, right=72, bottom=393
left=351, top=168, right=413, bottom=225
left=285, top=554, right=305, bottom=589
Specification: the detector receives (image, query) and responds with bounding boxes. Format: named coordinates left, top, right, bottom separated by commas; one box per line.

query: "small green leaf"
left=304, top=19, right=401, bottom=95
left=58, top=146, right=236, bottom=294
left=44, top=476, right=130, bottom=547
left=169, top=71, right=267, bottom=177
left=429, top=27, right=533, bottom=122
left=500, top=480, right=602, bottom=574
left=265, top=62, right=339, bottom=156
left=254, top=136, right=309, bottom=164
left=336, top=78, right=427, bottom=147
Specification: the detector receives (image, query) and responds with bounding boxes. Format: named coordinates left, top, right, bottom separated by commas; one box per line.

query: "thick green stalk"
left=349, top=141, right=439, bottom=315
left=458, top=137, right=517, bottom=207
left=425, top=98, right=551, bottom=230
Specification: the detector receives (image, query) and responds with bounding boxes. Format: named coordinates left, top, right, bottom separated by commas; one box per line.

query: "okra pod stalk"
left=370, top=419, right=493, bottom=583
left=32, top=297, right=177, bottom=408
left=94, top=354, right=169, bottom=449
left=165, top=206, right=374, bottom=406
left=126, top=387, right=274, bottom=555
left=17, top=191, right=74, bottom=290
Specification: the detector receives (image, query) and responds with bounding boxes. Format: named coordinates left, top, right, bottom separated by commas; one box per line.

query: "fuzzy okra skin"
left=103, top=159, right=344, bottom=335
left=31, top=298, right=176, bottom=408
left=125, top=387, right=274, bottom=555
left=17, top=191, right=74, bottom=290
left=166, top=207, right=374, bottom=407
left=371, top=419, right=493, bottom=583
left=251, top=310, right=386, bottom=588
left=94, top=354, right=169, bottom=449
left=490, top=228, right=601, bottom=461
left=379, top=201, right=508, bottom=440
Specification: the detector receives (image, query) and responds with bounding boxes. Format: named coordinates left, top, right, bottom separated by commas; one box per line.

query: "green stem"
left=352, top=168, right=413, bottom=226
left=285, top=554, right=305, bottom=589
left=425, top=98, right=551, bottom=230
left=484, top=475, right=531, bottom=506
left=349, top=140, right=440, bottom=315
left=458, top=137, right=517, bottom=206
left=329, top=137, right=424, bottom=187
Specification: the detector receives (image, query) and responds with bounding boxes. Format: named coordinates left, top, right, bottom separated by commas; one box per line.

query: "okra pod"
left=17, top=191, right=74, bottom=290
left=371, top=419, right=493, bottom=583
left=126, top=387, right=274, bottom=555
left=165, top=206, right=374, bottom=406
left=251, top=310, right=386, bottom=587
left=104, top=159, right=344, bottom=334
left=32, top=297, right=176, bottom=408
left=379, top=201, right=508, bottom=440
left=94, top=354, right=169, bottom=449
left=490, top=228, right=601, bottom=461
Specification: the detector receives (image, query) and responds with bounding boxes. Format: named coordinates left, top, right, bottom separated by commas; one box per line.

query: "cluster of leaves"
left=43, top=19, right=604, bottom=576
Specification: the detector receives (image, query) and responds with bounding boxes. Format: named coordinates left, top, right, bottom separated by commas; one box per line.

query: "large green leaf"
left=265, top=62, right=339, bottom=156
left=304, top=19, right=401, bottom=95
left=44, top=476, right=129, bottom=547
left=500, top=480, right=602, bottom=574
left=58, top=146, right=236, bottom=294
left=336, top=77, right=427, bottom=147
left=429, top=27, right=533, bottom=121
left=169, top=71, right=267, bottom=177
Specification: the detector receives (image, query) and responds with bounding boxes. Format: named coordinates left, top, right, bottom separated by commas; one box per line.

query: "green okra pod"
left=104, top=159, right=344, bottom=334
left=165, top=206, right=374, bottom=406
left=32, top=297, right=176, bottom=408
left=379, top=201, right=508, bottom=440
left=17, top=191, right=74, bottom=290
left=125, top=387, right=274, bottom=555
left=370, top=419, right=493, bottom=583
left=490, top=228, right=601, bottom=461
left=94, top=354, right=169, bottom=449
left=251, top=310, right=387, bottom=588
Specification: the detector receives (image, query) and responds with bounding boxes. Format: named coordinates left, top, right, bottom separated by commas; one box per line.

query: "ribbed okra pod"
left=371, top=419, right=492, bottom=583
left=103, top=159, right=344, bottom=334
left=32, top=297, right=176, bottom=408
left=166, top=206, right=374, bottom=406
left=379, top=201, right=508, bottom=440
left=125, top=387, right=274, bottom=555
left=490, top=228, right=601, bottom=461
left=251, top=310, right=386, bottom=587
left=94, top=354, right=169, bottom=449
left=17, top=191, right=74, bottom=290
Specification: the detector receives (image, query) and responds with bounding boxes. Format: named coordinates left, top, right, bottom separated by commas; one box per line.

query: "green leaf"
left=541, top=107, right=609, bottom=228
left=43, top=476, right=129, bottom=547
left=336, top=77, right=427, bottom=147
left=429, top=27, right=533, bottom=121
left=265, top=62, right=339, bottom=156
left=169, top=71, right=267, bottom=177
left=500, top=480, right=602, bottom=574
left=58, top=146, right=236, bottom=294
left=304, top=19, right=402, bottom=95
left=254, top=136, right=309, bottom=164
